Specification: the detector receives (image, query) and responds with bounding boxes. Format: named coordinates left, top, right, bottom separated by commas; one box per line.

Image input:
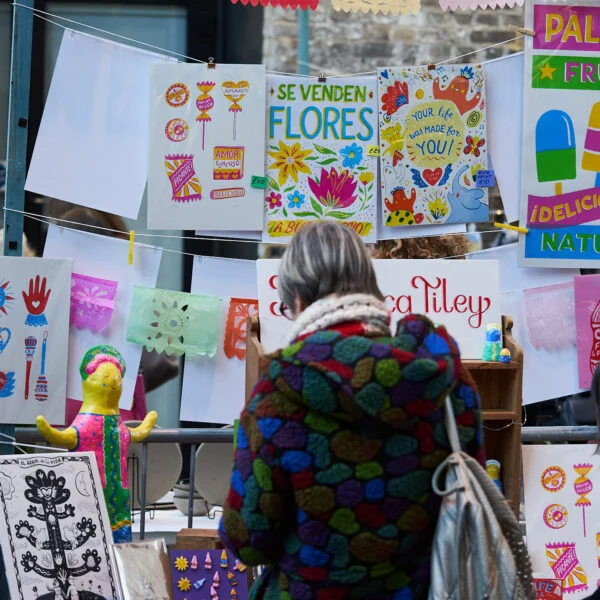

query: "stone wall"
left=263, top=0, right=524, bottom=75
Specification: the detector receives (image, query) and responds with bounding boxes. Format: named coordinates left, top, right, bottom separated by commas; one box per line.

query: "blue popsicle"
left=535, top=110, right=577, bottom=189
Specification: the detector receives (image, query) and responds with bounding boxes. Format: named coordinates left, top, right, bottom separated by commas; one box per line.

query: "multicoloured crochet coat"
left=219, top=315, right=484, bottom=600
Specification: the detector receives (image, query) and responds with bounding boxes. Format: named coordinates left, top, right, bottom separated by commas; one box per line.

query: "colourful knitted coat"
left=219, top=315, right=484, bottom=600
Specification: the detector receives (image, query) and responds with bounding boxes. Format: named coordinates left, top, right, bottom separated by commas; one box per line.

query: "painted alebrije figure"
left=432, top=66, right=482, bottom=115
left=499, top=348, right=511, bottom=364
left=384, top=187, right=422, bottom=226
left=36, top=345, right=157, bottom=543
left=482, top=323, right=502, bottom=362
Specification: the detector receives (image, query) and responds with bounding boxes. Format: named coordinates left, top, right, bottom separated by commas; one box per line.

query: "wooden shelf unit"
left=245, top=315, right=523, bottom=515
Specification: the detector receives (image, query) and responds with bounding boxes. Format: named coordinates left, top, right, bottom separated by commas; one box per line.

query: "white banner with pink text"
left=257, top=258, right=501, bottom=359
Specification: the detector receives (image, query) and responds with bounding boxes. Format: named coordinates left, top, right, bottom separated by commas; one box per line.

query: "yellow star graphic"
left=539, top=62, right=556, bottom=80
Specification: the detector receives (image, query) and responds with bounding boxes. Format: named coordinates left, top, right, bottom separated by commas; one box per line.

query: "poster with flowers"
left=263, top=75, right=378, bottom=243
left=378, top=64, right=489, bottom=228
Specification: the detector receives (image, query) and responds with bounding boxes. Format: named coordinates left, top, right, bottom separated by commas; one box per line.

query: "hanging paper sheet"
left=439, top=0, right=523, bottom=10
left=127, top=286, right=221, bottom=357
left=519, top=0, right=600, bottom=267
left=378, top=65, right=489, bottom=228
left=0, top=257, right=71, bottom=425
left=25, top=31, right=175, bottom=220
left=263, top=75, right=378, bottom=243
left=231, top=0, right=317, bottom=6
left=180, top=257, right=257, bottom=425
left=331, top=0, right=420, bottom=14
left=467, top=244, right=582, bottom=405
left=575, top=274, right=600, bottom=389
left=522, top=444, right=600, bottom=598
left=70, top=273, right=118, bottom=333
left=43, top=226, right=162, bottom=411
left=257, top=258, right=501, bottom=359
left=148, top=64, right=266, bottom=231
left=0, top=452, right=119, bottom=600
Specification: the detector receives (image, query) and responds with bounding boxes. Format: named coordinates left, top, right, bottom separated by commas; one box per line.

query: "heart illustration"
left=221, top=80, right=250, bottom=103
left=381, top=69, right=389, bottom=79
left=31, top=301, right=40, bottom=309
left=423, top=168, right=443, bottom=186
left=0, top=328, right=11, bottom=353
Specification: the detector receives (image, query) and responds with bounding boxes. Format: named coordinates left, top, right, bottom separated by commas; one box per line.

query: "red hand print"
left=22, top=276, right=51, bottom=316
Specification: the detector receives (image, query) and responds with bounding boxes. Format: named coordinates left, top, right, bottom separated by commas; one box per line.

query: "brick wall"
left=263, top=0, right=524, bottom=74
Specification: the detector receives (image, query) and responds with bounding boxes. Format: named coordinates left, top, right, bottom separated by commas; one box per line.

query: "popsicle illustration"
left=582, top=102, right=600, bottom=187
left=535, top=110, right=577, bottom=195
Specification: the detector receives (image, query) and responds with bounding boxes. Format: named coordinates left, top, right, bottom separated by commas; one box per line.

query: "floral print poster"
left=263, top=75, right=378, bottom=243
left=378, top=65, right=489, bottom=228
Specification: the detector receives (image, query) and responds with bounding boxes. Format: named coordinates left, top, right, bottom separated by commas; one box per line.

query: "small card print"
left=213, top=146, right=244, bottom=180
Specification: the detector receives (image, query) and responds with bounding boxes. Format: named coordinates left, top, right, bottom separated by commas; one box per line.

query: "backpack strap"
left=443, top=395, right=462, bottom=454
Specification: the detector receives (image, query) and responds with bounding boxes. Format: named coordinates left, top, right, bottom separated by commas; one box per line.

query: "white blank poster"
left=43, top=226, right=162, bottom=409
left=180, top=257, right=257, bottom=425
left=26, top=30, right=174, bottom=219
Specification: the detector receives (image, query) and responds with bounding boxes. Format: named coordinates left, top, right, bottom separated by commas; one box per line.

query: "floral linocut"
left=70, top=273, right=118, bottom=333
left=263, top=75, right=378, bottom=243
left=127, top=286, right=222, bottom=357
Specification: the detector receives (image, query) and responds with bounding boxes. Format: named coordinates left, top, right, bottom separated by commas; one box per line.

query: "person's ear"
left=294, top=297, right=304, bottom=315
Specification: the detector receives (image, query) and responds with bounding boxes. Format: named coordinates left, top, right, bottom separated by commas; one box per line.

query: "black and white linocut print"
left=0, top=452, right=118, bottom=600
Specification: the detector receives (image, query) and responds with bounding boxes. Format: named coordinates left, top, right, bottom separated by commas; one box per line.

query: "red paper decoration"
left=230, top=0, right=319, bottom=9
left=224, top=298, right=259, bottom=360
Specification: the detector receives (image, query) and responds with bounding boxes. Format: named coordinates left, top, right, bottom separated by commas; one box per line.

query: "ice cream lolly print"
left=520, top=0, right=600, bottom=267
left=0, top=258, right=71, bottom=425
left=377, top=64, right=489, bottom=228
left=148, top=64, right=266, bottom=231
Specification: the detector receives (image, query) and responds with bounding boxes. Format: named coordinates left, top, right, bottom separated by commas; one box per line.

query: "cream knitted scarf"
left=289, top=294, right=391, bottom=341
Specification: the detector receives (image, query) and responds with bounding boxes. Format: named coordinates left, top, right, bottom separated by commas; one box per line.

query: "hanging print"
left=575, top=274, right=600, bottom=389
left=0, top=452, right=118, bottom=600
left=263, top=75, right=378, bottom=243
left=378, top=64, right=489, bottom=228
left=0, top=258, right=71, bottom=425
left=519, top=0, right=600, bottom=267
left=148, top=64, right=266, bottom=231
left=522, top=444, right=600, bottom=599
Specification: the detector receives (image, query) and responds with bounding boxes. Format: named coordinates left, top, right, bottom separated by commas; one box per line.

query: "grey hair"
left=278, top=221, right=384, bottom=312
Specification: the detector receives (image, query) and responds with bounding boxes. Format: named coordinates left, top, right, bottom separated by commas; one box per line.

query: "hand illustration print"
left=23, top=276, right=51, bottom=327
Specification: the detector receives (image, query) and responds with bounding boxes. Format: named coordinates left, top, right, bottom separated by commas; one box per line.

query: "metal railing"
left=13, top=425, right=598, bottom=540
left=15, top=427, right=234, bottom=539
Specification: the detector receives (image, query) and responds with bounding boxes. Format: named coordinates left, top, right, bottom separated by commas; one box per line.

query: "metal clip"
left=207, top=57, right=216, bottom=69
left=318, top=72, right=327, bottom=83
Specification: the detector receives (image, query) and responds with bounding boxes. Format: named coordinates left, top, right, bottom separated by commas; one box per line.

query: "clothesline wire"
left=6, top=207, right=515, bottom=262
left=13, top=1, right=523, bottom=78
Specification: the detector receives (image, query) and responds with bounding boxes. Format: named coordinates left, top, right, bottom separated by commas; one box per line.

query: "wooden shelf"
left=464, top=360, right=519, bottom=370
left=483, top=409, right=519, bottom=421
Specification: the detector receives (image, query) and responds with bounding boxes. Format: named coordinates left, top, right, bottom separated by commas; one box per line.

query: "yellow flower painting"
left=268, top=140, right=313, bottom=186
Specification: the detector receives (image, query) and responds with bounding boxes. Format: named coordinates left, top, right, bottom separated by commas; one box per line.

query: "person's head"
left=372, top=234, right=472, bottom=259
left=59, top=208, right=128, bottom=240
left=278, top=221, right=383, bottom=316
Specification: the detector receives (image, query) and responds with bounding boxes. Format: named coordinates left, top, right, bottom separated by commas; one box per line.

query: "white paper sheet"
left=257, top=258, right=501, bottom=359
left=180, top=256, right=257, bottom=424
left=523, top=444, right=599, bottom=597
left=148, top=64, right=266, bottom=231
left=25, top=30, right=173, bottom=220
left=0, top=257, right=71, bottom=425
left=43, top=226, right=162, bottom=410
left=0, top=452, right=119, bottom=600
left=467, top=244, right=581, bottom=404
left=484, top=53, right=524, bottom=223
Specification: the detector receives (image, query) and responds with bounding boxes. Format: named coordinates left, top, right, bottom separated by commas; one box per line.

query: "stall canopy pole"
left=1, top=2, right=34, bottom=598
left=297, top=8, right=310, bottom=75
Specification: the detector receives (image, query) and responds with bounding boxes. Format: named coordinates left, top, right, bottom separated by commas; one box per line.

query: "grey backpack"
left=428, top=396, right=535, bottom=600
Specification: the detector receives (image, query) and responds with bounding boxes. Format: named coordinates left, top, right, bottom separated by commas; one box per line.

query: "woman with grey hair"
left=220, top=221, right=484, bottom=600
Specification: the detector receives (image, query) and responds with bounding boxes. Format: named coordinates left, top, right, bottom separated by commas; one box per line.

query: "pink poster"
left=575, top=274, right=600, bottom=389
